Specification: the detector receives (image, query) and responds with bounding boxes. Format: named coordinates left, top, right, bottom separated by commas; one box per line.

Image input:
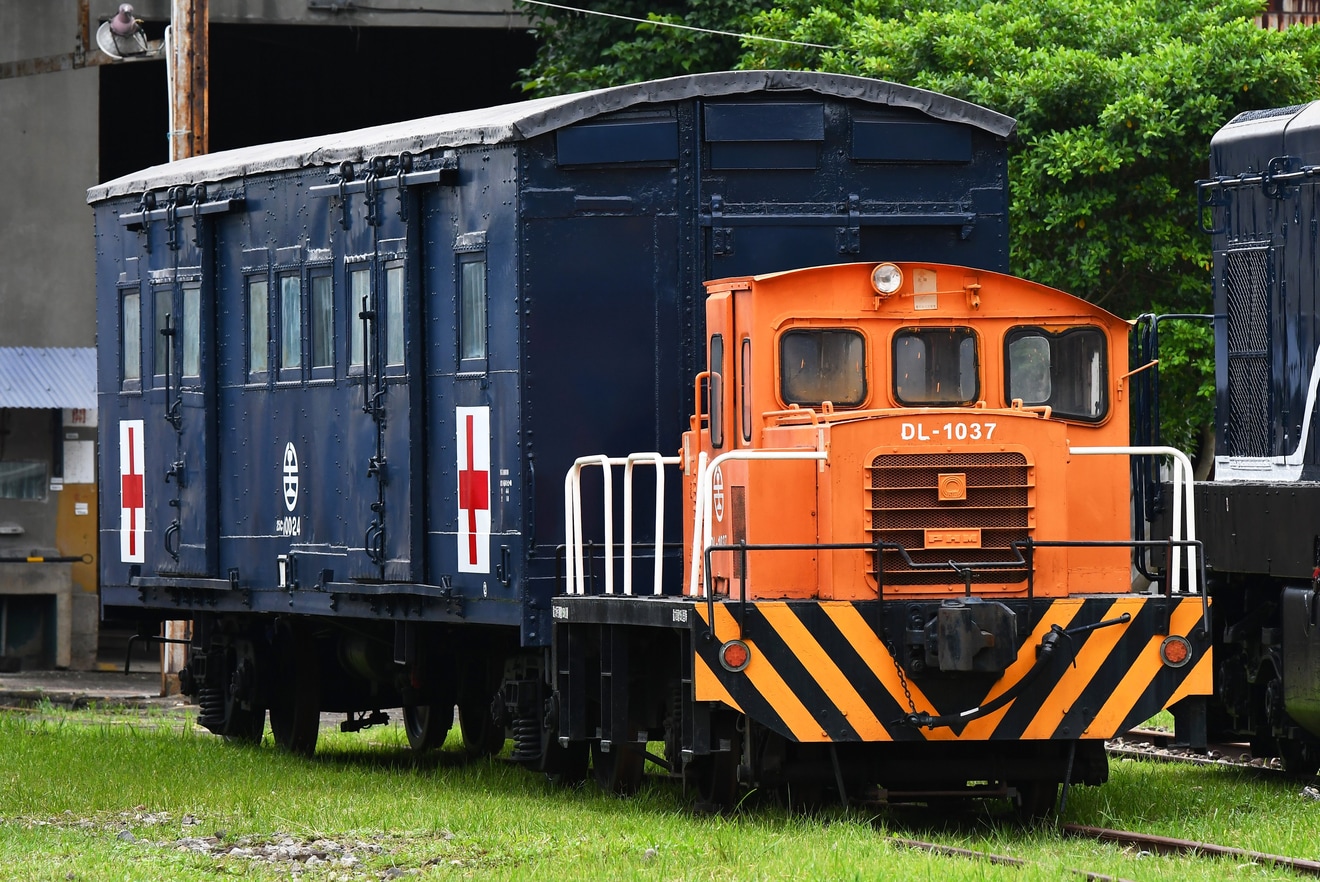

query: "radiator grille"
left=1224, top=248, right=1272, bottom=458
left=867, top=452, right=1031, bottom=585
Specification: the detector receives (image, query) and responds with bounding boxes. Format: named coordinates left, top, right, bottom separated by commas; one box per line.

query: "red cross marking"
left=121, top=426, right=144, bottom=556
left=458, top=413, right=488, bottom=565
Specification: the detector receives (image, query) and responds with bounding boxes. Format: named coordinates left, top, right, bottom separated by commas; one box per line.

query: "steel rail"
left=1062, top=825, right=1320, bottom=876
left=887, top=836, right=1136, bottom=882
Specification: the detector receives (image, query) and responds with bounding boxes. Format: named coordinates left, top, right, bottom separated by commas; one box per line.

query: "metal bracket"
left=837, top=193, right=860, bottom=254
left=710, top=194, right=732, bottom=256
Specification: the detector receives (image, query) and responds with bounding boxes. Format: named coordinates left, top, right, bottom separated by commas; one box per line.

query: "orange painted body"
left=683, top=262, right=1133, bottom=601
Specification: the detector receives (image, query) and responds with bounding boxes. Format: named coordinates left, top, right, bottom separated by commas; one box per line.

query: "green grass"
left=0, top=706, right=1315, bottom=881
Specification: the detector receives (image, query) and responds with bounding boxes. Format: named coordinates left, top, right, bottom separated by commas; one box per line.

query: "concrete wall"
left=0, top=3, right=99, bottom=348
left=90, top=0, right=528, bottom=30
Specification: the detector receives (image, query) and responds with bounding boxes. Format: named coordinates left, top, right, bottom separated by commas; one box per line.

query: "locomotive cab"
left=685, top=261, right=1132, bottom=615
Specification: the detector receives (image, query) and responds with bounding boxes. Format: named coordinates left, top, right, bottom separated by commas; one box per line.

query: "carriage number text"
left=900, top=421, right=997, bottom=442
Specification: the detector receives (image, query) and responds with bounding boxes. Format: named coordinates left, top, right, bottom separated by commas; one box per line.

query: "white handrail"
left=686, top=451, right=709, bottom=597
left=623, top=453, right=681, bottom=595
left=1069, top=445, right=1199, bottom=594
left=688, top=448, right=829, bottom=596
left=563, top=453, right=680, bottom=595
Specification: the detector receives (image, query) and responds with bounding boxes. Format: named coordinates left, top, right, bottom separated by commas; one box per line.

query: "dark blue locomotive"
left=90, top=72, right=1016, bottom=758
left=1190, top=103, right=1320, bottom=775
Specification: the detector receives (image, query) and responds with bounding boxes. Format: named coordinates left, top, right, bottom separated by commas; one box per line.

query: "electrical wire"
left=333, top=1, right=838, bottom=49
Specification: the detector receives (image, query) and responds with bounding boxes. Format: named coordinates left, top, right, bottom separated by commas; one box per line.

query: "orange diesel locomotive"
left=561, top=261, right=1211, bottom=812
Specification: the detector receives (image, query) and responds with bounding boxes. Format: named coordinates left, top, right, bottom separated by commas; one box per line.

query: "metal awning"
left=0, top=348, right=96, bottom=410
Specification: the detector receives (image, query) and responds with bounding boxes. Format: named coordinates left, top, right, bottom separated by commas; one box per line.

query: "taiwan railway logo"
left=277, top=442, right=302, bottom=537
left=283, top=443, right=299, bottom=510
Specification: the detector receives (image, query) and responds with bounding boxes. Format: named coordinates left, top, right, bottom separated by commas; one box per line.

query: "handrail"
left=689, top=448, right=829, bottom=596
left=563, top=453, right=680, bottom=596
left=623, top=453, right=680, bottom=595
left=1069, top=445, right=1198, bottom=594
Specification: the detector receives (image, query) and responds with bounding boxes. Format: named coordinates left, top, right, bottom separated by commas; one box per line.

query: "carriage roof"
left=87, top=70, right=1016, bottom=203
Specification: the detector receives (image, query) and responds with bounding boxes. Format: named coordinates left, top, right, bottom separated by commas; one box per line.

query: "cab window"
left=1006, top=326, right=1108, bottom=421
left=780, top=328, right=866, bottom=407
left=894, top=327, right=978, bottom=405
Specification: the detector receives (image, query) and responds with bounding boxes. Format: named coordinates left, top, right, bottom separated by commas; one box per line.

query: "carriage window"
left=459, top=254, right=487, bottom=363
left=279, top=273, right=302, bottom=373
left=780, top=328, right=866, bottom=407
left=182, top=281, right=200, bottom=377
left=894, top=327, right=978, bottom=405
left=1006, top=326, right=1108, bottom=421
left=710, top=334, right=725, bottom=448
left=248, top=277, right=269, bottom=377
left=349, top=267, right=369, bottom=370
left=386, top=264, right=405, bottom=366
left=153, top=285, right=172, bottom=380
left=121, top=290, right=141, bottom=384
left=741, top=337, right=752, bottom=443
left=311, top=273, right=333, bottom=370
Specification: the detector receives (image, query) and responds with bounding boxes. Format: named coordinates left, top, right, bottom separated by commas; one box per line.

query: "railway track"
left=1106, top=727, right=1283, bottom=773
left=889, top=824, right=1320, bottom=879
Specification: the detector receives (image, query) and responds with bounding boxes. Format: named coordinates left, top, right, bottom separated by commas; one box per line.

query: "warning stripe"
left=693, top=653, right=743, bottom=713
left=1086, top=598, right=1207, bottom=737
left=701, top=603, right=821, bottom=742
left=1019, top=597, right=1145, bottom=739
left=956, top=599, right=1086, bottom=741
left=692, top=597, right=1212, bottom=744
left=1160, top=651, right=1214, bottom=710
left=822, top=603, right=939, bottom=717
left=758, top=604, right=889, bottom=740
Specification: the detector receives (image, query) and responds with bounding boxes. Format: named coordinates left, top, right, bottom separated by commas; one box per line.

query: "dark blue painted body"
left=1207, top=103, right=1320, bottom=477
left=91, top=72, right=1015, bottom=649
left=1188, top=104, right=1320, bottom=766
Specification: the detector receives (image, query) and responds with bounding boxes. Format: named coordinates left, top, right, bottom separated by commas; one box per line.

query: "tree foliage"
left=518, top=0, right=1320, bottom=457
left=516, top=0, right=768, bottom=96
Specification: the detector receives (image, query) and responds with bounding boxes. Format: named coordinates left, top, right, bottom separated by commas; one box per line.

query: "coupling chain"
left=885, top=638, right=917, bottom=716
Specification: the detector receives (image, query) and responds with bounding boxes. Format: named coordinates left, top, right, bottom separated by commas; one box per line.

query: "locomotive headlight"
left=1159, top=635, right=1193, bottom=668
left=871, top=262, right=903, bottom=296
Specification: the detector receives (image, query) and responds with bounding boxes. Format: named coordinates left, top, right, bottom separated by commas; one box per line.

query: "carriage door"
left=349, top=236, right=422, bottom=581
left=143, top=195, right=220, bottom=576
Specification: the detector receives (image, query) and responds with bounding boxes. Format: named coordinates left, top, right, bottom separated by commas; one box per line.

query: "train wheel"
left=403, top=702, right=451, bottom=749
left=1279, top=737, right=1320, bottom=779
left=459, top=697, right=505, bottom=757
left=591, top=740, right=644, bottom=795
left=403, top=704, right=451, bottom=753
left=543, top=740, right=590, bottom=786
left=692, top=750, right=738, bottom=810
left=223, top=707, right=266, bottom=745
left=268, top=625, right=320, bottom=756
left=1014, top=780, right=1059, bottom=820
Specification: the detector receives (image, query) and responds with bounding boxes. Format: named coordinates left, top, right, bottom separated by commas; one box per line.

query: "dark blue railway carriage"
left=1191, top=103, right=1320, bottom=774
left=90, top=71, right=1014, bottom=754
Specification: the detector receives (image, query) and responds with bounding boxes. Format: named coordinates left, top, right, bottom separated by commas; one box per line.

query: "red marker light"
left=1160, top=635, right=1192, bottom=668
left=720, top=640, right=751, bottom=672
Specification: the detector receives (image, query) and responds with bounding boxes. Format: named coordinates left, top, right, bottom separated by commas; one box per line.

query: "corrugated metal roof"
left=0, top=348, right=97, bottom=410
left=87, top=70, right=1017, bottom=202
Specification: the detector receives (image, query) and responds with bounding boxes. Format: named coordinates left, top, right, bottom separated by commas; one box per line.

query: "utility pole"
left=169, top=0, right=208, bottom=161
left=162, top=0, right=207, bottom=695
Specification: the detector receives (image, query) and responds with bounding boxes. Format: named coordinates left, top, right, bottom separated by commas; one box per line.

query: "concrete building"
left=0, top=0, right=535, bottom=669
